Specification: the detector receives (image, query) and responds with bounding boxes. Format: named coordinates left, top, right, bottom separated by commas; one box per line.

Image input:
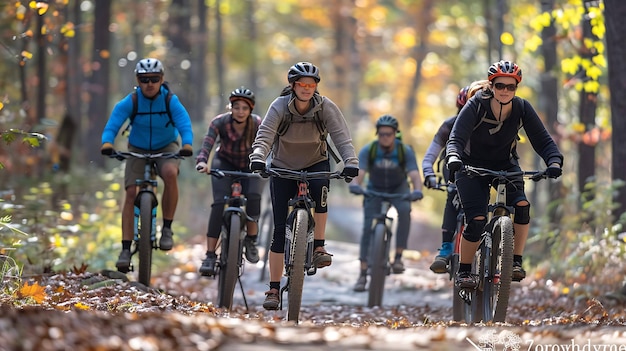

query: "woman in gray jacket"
left=249, top=62, right=359, bottom=310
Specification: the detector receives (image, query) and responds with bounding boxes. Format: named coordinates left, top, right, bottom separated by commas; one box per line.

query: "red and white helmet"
left=487, top=60, right=522, bottom=83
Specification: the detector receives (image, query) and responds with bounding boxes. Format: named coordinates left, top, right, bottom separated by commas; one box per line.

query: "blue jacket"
left=101, top=85, right=193, bottom=150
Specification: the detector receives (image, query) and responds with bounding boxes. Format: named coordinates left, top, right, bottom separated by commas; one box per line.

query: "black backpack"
left=124, top=82, right=175, bottom=135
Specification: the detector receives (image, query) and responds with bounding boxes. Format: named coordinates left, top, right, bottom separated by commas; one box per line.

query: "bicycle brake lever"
left=211, top=170, right=225, bottom=178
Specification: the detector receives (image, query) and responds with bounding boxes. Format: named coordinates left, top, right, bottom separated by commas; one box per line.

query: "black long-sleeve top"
left=446, top=90, right=563, bottom=169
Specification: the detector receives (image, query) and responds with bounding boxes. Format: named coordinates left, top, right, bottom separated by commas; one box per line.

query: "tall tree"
left=85, top=0, right=112, bottom=167
left=576, top=0, right=599, bottom=196
left=605, top=0, right=626, bottom=218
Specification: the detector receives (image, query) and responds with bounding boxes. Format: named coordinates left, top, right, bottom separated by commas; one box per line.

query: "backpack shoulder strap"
left=368, top=140, right=379, bottom=167
left=397, top=140, right=406, bottom=168
left=162, top=82, right=175, bottom=128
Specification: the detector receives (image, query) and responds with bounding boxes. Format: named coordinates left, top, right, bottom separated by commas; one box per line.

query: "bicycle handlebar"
left=262, top=167, right=346, bottom=181
left=360, top=189, right=412, bottom=201
left=108, top=150, right=183, bottom=161
left=461, top=165, right=548, bottom=182
left=207, top=168, right=262, bottom=179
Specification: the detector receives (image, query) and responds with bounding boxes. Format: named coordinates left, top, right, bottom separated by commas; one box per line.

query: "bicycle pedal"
left=306, top=267, right=317, bottom=276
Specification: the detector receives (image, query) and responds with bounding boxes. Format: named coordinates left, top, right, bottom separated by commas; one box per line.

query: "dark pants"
left=269, top=160, right=330, bottom=254
left=206, top=157, right=264, bottom=238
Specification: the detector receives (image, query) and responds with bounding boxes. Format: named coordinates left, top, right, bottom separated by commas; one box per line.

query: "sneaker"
left=512, top=261, right=526, bottom=282
left=263, top=288, right=280, bottom=310
left=159, top=227, right=174, bottom=251
left=455, top=271, right=479, bottom=289
left=391, top=259, right=405, bottom=274
left=353, top=275, right=367, bottom=292
left=199, top=252, right=217, bottom=276
left=430, top=242, right=453, bottom=274
left=243, top=236, right=260, bottom=263
left=116, top=249, right=132, bottom=273
left=312, top=247, right=333, bottom=268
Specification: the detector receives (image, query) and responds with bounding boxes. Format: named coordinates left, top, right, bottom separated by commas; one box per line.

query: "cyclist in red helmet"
left=195, top=87, right=265, bottom=276
left=446, top=60, right=563, bottom=288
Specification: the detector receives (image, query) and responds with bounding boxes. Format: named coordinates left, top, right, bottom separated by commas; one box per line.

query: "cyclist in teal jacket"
left=101, top=58, right=193, bottom=272
left=348, top=115, right=423, bottom=292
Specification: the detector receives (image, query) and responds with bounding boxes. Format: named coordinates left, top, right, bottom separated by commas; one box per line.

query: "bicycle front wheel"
left=492, top=216, right=514, bottom=322
left=137, top=193, right=154, bottom=287
left=258, top=208, right=273, bottom=282
left=368, top=222, right=388, bottom=307
left=287, top=209, right=308, bottom=323
left=217, top=214, right=242, bottom=310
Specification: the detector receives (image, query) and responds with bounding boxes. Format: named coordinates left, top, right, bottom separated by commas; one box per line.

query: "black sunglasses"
left=138, top=76, right=161, bottom=84
left=494, top=83, right=517, bottom=91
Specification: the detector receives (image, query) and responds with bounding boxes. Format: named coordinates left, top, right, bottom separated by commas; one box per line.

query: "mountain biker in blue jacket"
left=446, top=60, right=563, bottom=288
left=348, top=115, right=424, bottom=292
left=422, top=82, right=484, bottom=274
left=100, top=58, right=193, bottom=272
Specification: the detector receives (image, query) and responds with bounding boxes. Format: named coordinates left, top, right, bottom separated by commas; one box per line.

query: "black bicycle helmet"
left=287, top=62, right=321, bottom=83
left=375, top=114, right=399, bottom=131
left=229, top=86, right=255, bottom=109
left=135, top=58, right=164, bottom=75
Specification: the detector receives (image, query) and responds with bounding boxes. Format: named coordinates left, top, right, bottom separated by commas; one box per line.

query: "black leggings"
left=269, top=160, right=330, bottom=253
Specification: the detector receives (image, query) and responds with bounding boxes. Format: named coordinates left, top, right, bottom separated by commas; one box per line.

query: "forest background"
left=1, top=0, right=626, bottom=296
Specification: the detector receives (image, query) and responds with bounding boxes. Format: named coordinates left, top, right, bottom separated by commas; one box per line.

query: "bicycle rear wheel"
left=451, top=223, right=465, bottom=321
left=258, top=207, right=273, bottom=282
left=137, top=193, right=154, bottom=287
left=287, top=209, right=308, bottom=323
left=368, top=222, right=388, bottom=307
left=217, top=214, right=242, bottom=310
left=492, top=216, right=514, bottom=322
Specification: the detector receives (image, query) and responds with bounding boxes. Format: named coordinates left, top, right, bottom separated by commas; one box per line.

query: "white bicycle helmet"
left=135, top=58, right=164, bottom=75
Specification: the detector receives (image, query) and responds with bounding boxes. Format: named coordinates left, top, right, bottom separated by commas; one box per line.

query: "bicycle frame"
left=109, top=151, right=181, bottom=287
left=263, top=167, right=345, bottom=323
left=208, top=169, right=260, bottom=311
left=458, top=165, right=546, bottom=323
left=360, top=189, right=408, bottom=307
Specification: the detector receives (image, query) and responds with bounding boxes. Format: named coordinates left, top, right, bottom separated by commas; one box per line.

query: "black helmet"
left=375, top=114, right=399, bottom=131
left=229, top=86, right=255, bottom=109
left=287, top=62, right=320, bottom=83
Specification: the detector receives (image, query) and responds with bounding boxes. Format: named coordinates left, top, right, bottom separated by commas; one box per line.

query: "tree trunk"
left=215, top=0, right=225, bottom=101
left=86, top=0, right=112, bottom=167
left=577, top=0, right=599, bottom=198
left=404, top=0, right=434, bottom=129
left=605, top=0, right=626, bottom=219
left=537, top=0, right=561, bottom=221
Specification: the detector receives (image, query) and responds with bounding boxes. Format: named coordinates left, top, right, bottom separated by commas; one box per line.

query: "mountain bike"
left=258, top=185, right=273, bottom=282
left=458, top=165, right=547, bottom=323
left=263, top=166, right=347, bottom=323
left=109, top=150, right=183, bottom=287
left=355, top=190, right=413, bottom=307
left=206, top=169, right=261, bottom=311
left=432, top=181, right=466, bottom=321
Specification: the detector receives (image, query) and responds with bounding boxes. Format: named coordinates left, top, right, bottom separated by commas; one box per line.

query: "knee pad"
left=514, top=203, right=531, bottom=224
left=463, top=218, right=487, bottom=243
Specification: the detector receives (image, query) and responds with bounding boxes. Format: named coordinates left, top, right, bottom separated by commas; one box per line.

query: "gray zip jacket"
left=250, top=93, right=358, bottom=169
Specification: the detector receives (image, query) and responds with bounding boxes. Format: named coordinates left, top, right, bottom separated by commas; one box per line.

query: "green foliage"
left=532, top=178, right=626, bottom=291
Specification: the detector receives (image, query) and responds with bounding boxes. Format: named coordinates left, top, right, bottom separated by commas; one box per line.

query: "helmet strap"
left=493, top=97, right=512, bottom=121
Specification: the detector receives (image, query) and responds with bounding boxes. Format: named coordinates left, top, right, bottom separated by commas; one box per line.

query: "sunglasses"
left=494, top=83, right=518, bottom=91
left=294, top=81, right=317, bottom=89
left=138, top=76, right=162, bottom=84
left=378, top=132, right=395, bottom=137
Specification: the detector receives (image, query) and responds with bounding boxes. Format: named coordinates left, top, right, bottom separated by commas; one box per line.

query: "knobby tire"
left=258, top=208, right=273, bottom=282
left=287, top=209, right=308, bottom=323
left=368, top=223, right=388, bottom=307
left=137, top=193, right=153, bottom=287
left=492, top=216, right=514, bottom=322
left=451, top=222, right=465, bottom=321
left=217, top=214, right=241, bottom=310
